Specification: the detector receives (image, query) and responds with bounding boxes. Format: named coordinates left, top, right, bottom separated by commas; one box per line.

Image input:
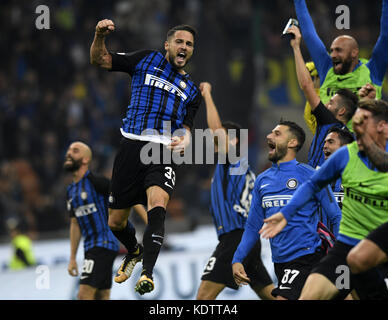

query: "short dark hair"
left=279, top=120, right=306, bottom=152
left=357, top=99, right=388, bottom=122
left=166, top=24, right=197, bottom=41
left=336, top=89, right=358, bottom=122
left=327, top=126, right=355, bottom=146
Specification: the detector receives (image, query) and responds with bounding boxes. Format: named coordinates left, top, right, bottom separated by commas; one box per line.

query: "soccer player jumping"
left=90, top=20, right=201, bottom=295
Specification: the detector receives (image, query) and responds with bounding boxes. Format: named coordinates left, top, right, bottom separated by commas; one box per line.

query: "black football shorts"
left=80, top=247, right=117, bottom=289
left=366, top=222, right=388, bottom=257
left=109, top=137, right=178, bottom=209
left=201, top=229, right=273, bottom=290
left=272, top=250, right=325, bottom=300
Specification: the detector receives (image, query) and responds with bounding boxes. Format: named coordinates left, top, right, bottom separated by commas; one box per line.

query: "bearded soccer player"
left=289, top=24, right=357, bottom=169
left=346, top=108, right=388, bottom=284
left=90, top=20, right=201, bottom=295
left=294, top=0, right=388, bottom=104
left=232, top=121, right=341, bottom=300
left=64, top=141, right=119, bottom=300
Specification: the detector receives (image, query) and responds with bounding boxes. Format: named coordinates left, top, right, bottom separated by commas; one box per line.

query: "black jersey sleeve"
left=66, top=190, right=75, bottom=218
left=109, top=49, right=153, bottom=75
left=312, top=101, right=340, bottom=125
left=88, top=172, right=110, bottom=196
left=183, top=90, right=202, bottom=130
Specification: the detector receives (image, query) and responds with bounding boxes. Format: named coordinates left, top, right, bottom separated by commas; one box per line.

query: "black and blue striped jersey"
left=210, top=158, right=255, bottom=239
left=110, top=50, right=201, bottom=137
left=66, top=171, right=119, bottom=253
left=308, top=102, right=346, bottom=168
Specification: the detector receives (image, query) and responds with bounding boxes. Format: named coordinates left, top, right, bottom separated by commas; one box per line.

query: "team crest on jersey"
left=286, top=178, right=298, bottom=189
left=108, top=194, right=114, bottom=204
left=81, top=191, right=88, bottom=200
left=179, top=80, right=187, bottom=89
left=67, top=198, right=72, bottom=211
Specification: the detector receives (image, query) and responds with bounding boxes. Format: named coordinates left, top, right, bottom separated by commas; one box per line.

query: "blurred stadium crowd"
left=0, top=0, right=385, bottom=240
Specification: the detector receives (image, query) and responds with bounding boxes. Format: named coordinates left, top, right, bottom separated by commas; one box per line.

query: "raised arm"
left=289, top=25, right=321, bottom=111
left=359, top=83, right=377, bottom=100
left=90, top=19, right=115, bottom=69
left=293, top=0, right=331, bottom=80
left=353, top=113, right=388, bottom=172
left=357, top=135, right=388, bottom=172
left=367, top=0, right=388, bottom=85
left=200, top=82, right=222, bottom=130
left=199, top=82, right=228, bottom=154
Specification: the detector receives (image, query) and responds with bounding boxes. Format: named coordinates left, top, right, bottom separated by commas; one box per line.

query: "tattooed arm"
left=90, top=19, right=114, bottom=69
left=353, top=114, right=388, bottom=172
left=358, top=133, right=388, bottom=172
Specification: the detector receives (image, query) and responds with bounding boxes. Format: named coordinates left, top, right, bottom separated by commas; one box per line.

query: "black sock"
left=110, top=220, right=138, bottom=253
left=142, top=206, right=166, bottom=278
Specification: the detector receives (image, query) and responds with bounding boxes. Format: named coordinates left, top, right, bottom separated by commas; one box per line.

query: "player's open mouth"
left=65, top=157, right=74, bottom=164
left=267, top=141, right=275, bottom=149
left=323, top=150, right=331, bottom=158
left=267, top=141, right=276, bottom=154
left=177, top=52, right=186, bottom=63
left=332, top=60, right=342, bottom=69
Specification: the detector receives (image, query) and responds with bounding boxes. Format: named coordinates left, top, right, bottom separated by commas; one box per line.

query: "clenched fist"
left=95, top=19, right=115, bottom=36
left=358, top=83, right=376, bottom=100
left=199, top=82, right=212, bottom=97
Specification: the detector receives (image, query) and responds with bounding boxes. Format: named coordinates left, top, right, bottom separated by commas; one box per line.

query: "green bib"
left=340, top=141, right=388, bottom=240
left=319, top=59, right=382, bottom=105
left=10, top=235, right=36, bottom=270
